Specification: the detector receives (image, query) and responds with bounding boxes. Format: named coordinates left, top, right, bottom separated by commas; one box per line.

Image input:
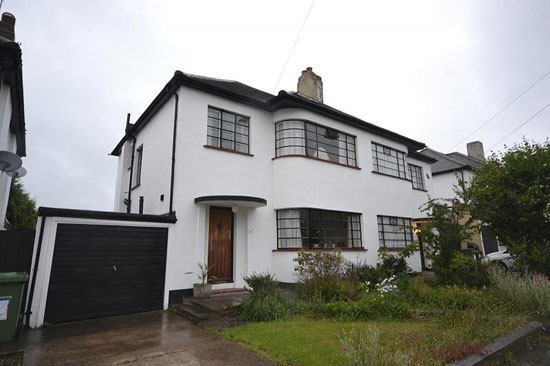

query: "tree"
left=460, top=139, right=550, bottom=274
left=420, top=198, right=478, bottom=284
left=6, top=178, right=37, bottom=230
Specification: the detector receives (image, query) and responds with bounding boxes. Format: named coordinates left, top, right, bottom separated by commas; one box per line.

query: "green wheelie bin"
left=0, top=272, right=29, bottom=342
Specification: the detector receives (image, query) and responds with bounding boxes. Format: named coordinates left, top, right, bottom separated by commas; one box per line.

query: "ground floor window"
left=377, top=215, right=413, bottom=249
left=277, top=208, right=362, bottom=249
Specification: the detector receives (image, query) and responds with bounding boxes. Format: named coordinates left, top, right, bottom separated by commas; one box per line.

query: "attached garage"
left=26, top=208, right=176, bottom=327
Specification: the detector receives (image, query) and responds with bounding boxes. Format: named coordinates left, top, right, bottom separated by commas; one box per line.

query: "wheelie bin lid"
left=0, top=272, right=29, bottom=283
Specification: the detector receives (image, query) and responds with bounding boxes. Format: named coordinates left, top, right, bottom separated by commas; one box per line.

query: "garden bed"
left=222, top=316, right=527, bottom=366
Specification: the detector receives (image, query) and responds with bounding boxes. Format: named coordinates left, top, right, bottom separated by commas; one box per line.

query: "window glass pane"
left=222, top=112, right=235, bottom=122
left=206, top=136, right=219, bottom=147
left=236, top=116, right=249, bottom=126
left=208, top=108, right=221, bottom=118
left=221, top=140, right=233, bottom=149
left=207, top=117, right=220, bottom=128
left=235, top=143, right=248, bottom=153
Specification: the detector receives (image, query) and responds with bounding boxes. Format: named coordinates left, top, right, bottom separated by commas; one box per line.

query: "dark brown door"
left=208, top=207, right=233, bottom=282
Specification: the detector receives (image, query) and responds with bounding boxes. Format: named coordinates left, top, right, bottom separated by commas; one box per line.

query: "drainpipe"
left=126, top=113, right=136, bottom=213
left=24, top=215, right=46, bottom=328
left=169, top=92, right=179, bottom=216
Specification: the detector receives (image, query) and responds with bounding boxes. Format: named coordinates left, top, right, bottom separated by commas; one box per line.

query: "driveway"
left=0, top=311, right=275, bottom=366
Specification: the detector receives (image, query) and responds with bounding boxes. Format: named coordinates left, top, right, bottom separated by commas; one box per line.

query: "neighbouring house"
left=110, top=67, right=437, bottom=299
left=0, top=12, right=25, bottom=230
left=418, top=141, right=500, bottom=256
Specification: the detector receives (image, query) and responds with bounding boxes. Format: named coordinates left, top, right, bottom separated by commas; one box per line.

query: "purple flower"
left=542, top=326, right=547, bottom=332
left=347, top=298, right=353, bottom=303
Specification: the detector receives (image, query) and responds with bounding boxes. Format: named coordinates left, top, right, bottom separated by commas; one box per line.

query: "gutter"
left=169, top=92, right=179, bottom=216
left=126, top=113, right=136, bottom=213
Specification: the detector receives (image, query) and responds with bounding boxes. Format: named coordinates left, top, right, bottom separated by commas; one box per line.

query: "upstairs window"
left=275, top=120, right=357, bottom=167
left=206, top=106, right=249, bottom=153
left=371, top=142, right=408, bottom=179
left=133, top=145, right=143, bottom=188
left=377, top=215, right=413, bottom=249
left=277, top=208, right=362, bottom=249
left=409, top=164, right=424, bottom=190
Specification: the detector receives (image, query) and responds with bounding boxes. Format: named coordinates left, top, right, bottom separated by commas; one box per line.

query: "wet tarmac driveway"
left=0, top=311, right=275, bottom=366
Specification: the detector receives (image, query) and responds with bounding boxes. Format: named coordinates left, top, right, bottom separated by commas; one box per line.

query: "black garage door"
left=44, top=224, right=168, bottom=324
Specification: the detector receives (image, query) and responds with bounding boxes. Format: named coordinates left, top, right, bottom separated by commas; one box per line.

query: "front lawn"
left=223, top=315, right=526, bottom=366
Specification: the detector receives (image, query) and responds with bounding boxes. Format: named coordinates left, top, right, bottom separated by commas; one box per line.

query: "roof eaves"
left=268, top=91, right=426, bottom=151
left=432, top=165, right=471, bottom=176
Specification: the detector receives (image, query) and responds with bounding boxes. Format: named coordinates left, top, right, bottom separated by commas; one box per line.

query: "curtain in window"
left=277, top=209, right=302, bottom=248
left=276, top=121, right=305, bottom=156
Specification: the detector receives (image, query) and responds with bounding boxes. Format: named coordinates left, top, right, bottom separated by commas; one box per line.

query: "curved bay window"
left=275, top=120, right=357, bottom=167
left=277, top=208, right=362, bottom=249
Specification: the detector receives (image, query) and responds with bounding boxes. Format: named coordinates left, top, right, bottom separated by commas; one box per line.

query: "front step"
left=171, top=303, right=214, bottom=322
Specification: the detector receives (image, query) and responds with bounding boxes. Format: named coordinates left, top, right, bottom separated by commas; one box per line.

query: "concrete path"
left=0, top=311, right=275, bottom=366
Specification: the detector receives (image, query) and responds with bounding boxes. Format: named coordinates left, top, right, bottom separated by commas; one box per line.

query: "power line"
left=447, top=69, right=550, bottom=152
left=272, top=0, right=316, bottom=93
left=488, top=102, right=550, bottom=150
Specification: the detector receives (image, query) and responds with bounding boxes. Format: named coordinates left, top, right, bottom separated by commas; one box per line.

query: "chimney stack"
left=297, top=67, right=323, bottom=103
left=0, top=13, right=16, bottom=41
left=467, top=141, right=485, bottom=161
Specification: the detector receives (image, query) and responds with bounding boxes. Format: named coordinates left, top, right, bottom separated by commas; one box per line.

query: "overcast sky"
left=7, top=0, right=550, bottom=210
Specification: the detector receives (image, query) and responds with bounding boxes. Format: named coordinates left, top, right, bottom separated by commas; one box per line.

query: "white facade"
left=430, top=170, right=473, bottom=201
left=0, top=83, right=16, bottom=229
left=113, top=82, right=434, bottom=293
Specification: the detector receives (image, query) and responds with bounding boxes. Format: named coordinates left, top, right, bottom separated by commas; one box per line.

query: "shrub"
left=404, top=278, right=505, bottom=313
left=294, top=251, right=356, bottom=300
left=309, top=293, right=411, bottom=320
left=240, top=293, right=290, bottom=322
left=337, top=326, right=410, bottom=366
left=438, top=253, right=489, bottom=287
left=377, top=243, right=416, bottom=278
left=488, top=267, right=550, bottom=316
left=240, top=272, right=291, bottom=321
left=243, top=272, right=278, bottom=297
left=343, top=261, right=384, bottom=290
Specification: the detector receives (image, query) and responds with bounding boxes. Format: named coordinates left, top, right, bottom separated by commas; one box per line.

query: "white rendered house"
left=0, top=12, right=25, bottom=230
left=111, top=68, right=437, bottom=298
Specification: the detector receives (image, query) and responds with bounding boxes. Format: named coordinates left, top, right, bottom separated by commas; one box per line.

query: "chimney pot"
left=297, top=67, right=323, bottom=103
left=1, top=13, right=15, bottom=25
left=466, top=141, right=485, bottom=161
left=0, top=12, right=16, bottom=41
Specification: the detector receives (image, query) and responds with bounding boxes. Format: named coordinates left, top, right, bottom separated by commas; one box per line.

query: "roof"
left=419, top=148, right=483, bottom=175
left=111, top=71, right=428, bottom=156
left=0, top=38, right=25, bottom=156
left=38, top=207, right=177, bottom=223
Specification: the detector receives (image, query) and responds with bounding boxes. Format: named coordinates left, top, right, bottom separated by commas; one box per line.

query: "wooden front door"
left=208, top=207, right=233, bottom=283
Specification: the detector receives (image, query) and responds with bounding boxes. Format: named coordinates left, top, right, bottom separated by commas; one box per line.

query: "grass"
left=222, top=315, right=527, bottom=366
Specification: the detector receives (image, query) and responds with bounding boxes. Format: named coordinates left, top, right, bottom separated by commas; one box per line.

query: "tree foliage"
left=420, top=198, right=479, bottom=284
left=460, top=139, right=550, bottom=274
left=6, top=178, right=37, bottom=230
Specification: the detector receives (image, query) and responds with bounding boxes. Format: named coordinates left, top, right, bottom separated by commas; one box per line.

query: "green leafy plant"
left=337, top=325, right=410, bottom=366
left=488, top=266, right=550, bottom=316
left=459, top=139, right=550, bottom=274
left=294, top=251, right=355, bottom=301
left=420, top=198, right=478, bottom=285
left=196, top=262, right=215, bottom=285
left=240, top=272, right=291, bottom=321
left=243, top=272, right=279, bottom=297
left=6, top=178, right=37, bottom=230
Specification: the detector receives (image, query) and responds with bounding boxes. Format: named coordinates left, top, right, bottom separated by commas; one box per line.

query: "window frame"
left=276, top=208, right=362, bottom=249
left=408, top=163, right=425, bottom=190
left=371, top=142, right=409, bottom=180
left=206, top=105, right=250, bottom=154
left=377, top=215, right=414, bottom=250
left=274, top=119, right=358, bottom=168
left=132, top=144, right=143, bottom=189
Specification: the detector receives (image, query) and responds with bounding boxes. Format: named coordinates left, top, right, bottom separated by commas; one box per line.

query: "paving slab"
left=0, top=311, right=274, bottom=366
